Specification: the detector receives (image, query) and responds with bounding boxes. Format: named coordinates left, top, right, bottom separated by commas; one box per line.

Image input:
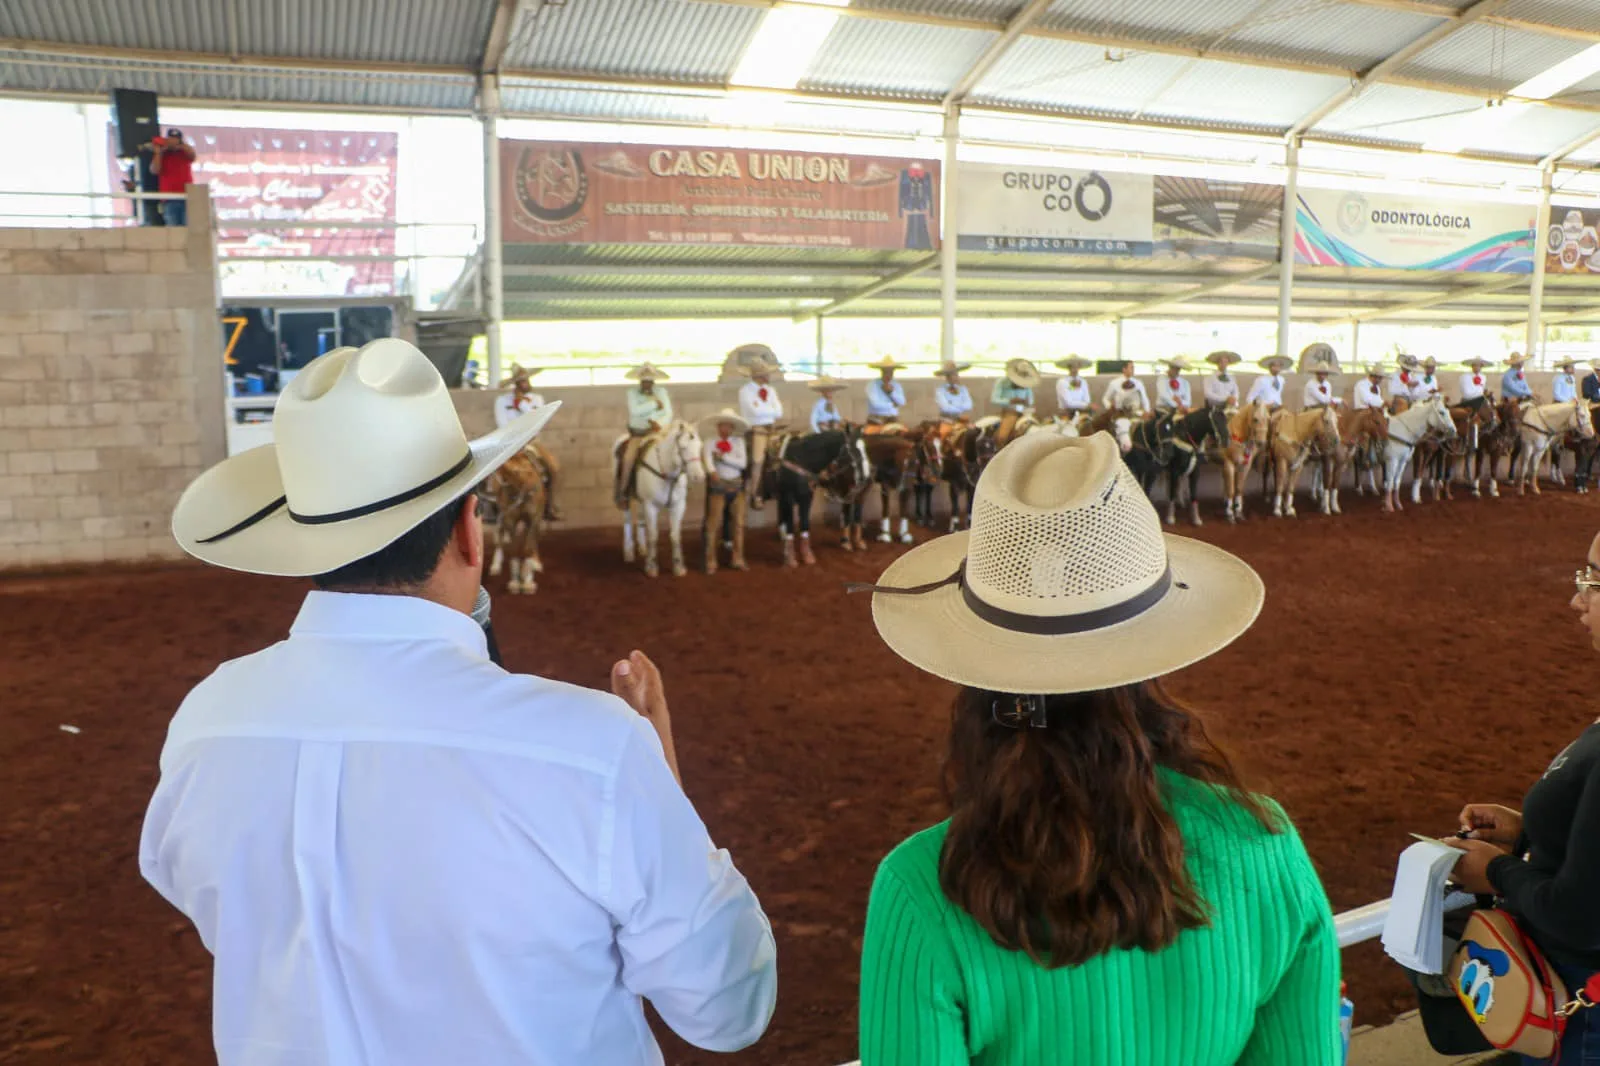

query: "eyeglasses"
left=1575, top=567, right=1600, bottom=597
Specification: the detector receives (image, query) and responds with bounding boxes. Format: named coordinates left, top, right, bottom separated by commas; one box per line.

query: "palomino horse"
left=1551, top=403, right=1600, bottom=493
left=486, top=451, right=546, bottom=595
left=615, top=420, right=705, bottom=577
left=1216, top=402, right=1270, bottom=524
left=1325, top=406, right=1388, bottom=512
left=1266, top=406, right=1340, bottom=518
left=1380, top=397, right=1455, bottom=512
left=772, top=428, right=871, bottom=561
left=1514, top=400, right=1596, bottom=496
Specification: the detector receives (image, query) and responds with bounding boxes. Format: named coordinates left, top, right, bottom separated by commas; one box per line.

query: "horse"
left=486, top=451, right=546, bottom=595
left=615, top=420, right=705, bottom=578
left=1214, top=402, right=1270, bottom=524
left=1548, top=403, right=1600, bottom=492
left=1122, top=411, right=1180, bottom=502
left=1154, top=406, right=1230, bottom=527
left=1416, top=401, right=1497, bottom=502
left=1266, top=406, right=1340, bottom=518
left=1471, top=397, right=1522, bottom=498
left=906, top=423, right=945, bottom=527
left=1379, top=397, right=1455, bottom=512
left=941, top=422, right=995, bottom=532
left=772, top=428, right=872, bottom=561
left=1514, top=400, right=1596, bottom=496
left=863, top=426, right=922, bottom=544
left=1324, top=406, right=1388, bottom=514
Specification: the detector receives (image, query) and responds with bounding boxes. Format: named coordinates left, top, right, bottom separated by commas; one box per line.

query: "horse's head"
left=1111, top=416, right=1134, bottom=454
left=1206, top=405, right=1229, bottom=445
left=1319, top=404, right=1341, bottom=443
left=673, top=420, right=706, bottom=479
left=1427, top=397, right=1457, bottom=438
left=1247, top=401, right=1271, bottom=445
left=1578, top=399, right=1596, bottom=439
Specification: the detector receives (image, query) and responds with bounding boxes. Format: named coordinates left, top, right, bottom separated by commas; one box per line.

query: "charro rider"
left=1353, top=363, right=1387, bottom=410
left=1101, top=359, right=1151, bottom=417
left=1554, top=357, right=1581, bottom=404
left=700, top=409, right=750, bottom=575
left=737, top=350, right=784, bottom=510
left=991, top=358, right=1040, bottom=443
left=1203, top=351, right=1242, bottom=409
left=494, top=365, right=562, bottom=520
left=1415, top=357, right=1443, bottom=402
left=864, top=356, right=907, bottom=430
left=1386, top=354, right=1422, bottom=413
left=615, top=362, right=673, bottom=508
left=1154, top=356, right=1193, bottom=414
left=935, top=361, right=974, bottom=433
left=1246, top=355, right=1291, bottom=409
left=1503, top=352, right=1535, bottom=405
left=1458, top=356, right=1494, bottom=410
left=1053, top=356, right=1093, bottom=418
left=1300, top=359, right=1340, bottom=409
left=809, top=376, right=847, bottom=433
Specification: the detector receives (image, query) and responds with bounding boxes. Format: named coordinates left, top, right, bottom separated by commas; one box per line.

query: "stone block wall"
left=0, top=187, right=224, bottom=570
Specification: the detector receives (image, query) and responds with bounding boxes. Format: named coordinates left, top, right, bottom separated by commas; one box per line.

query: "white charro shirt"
left=1155, top=376, right=1192, bottom=411
left=1413, top=374, right=1442, bottom=401
left=627, top=385, right=673, bottom=433
left=494, top=390, right=545, bottom=428
left=1204, top=374, right=1240, bottom=407
left=738, top=380, right=784, bottom=427
left=1458, top=371, right=1489, bottom=402
left=936, top=383, right=974, bottom=419
left=1301, top=378, right=1337, bottom=407
left=1102, top=377, right=1151, bottom=413
left=1055, top=377, right=1092, bottom=411
left=705, top=433, right=749, bottom=481
left=810, top=396, right=843, bottom=432
left=1245, top=374, right=1285, bottom=407
left=1386, top=372, right=1416, bottom=403
left=140, top=592, right=776, bottom=1066
left=1353, top=379, right=1386, bottom=410
left=1553, top=373, right=1578, bottom=404
left=866, top=379, right=906, bottom=419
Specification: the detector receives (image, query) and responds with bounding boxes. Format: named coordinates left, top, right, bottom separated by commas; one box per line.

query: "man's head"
left=639, top=377, right=655, bottom=393
left=880, top=367, right=895, bottom=383
left=716, top=418, right=737, bottom=439
left=752, top=368, right=770, bottom=386
left=313, top=490, right=484, bottom=606
left=166, top=128, right=185, bottom=144
left=1314, top=369, right=1329, bottom=381
left=1120, top=361, right=1135, bottom=378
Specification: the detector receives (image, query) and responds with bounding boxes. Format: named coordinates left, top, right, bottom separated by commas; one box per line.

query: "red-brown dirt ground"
left=4, top=486, right=1598, bottom=1065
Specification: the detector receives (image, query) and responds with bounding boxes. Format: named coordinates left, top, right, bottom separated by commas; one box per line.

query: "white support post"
left=1277, top=137, right=1300, bottom=361
left=480, top=76, right=505, bottom=390
left=1114, top=318, right=1125, bottom=362
left=939, top=106, right=960, bottom=363
left=1527, top=163, right=1554, bottom=363
left=1350, top=319, right=1361, bottom=363
left=815, top=314, right=825, bottom=377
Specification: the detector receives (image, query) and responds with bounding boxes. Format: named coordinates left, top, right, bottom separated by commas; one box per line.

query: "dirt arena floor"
left=4, top=484, right=1600, bottom=1065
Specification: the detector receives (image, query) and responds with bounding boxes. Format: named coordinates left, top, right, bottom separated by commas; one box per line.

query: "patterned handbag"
left=1449, top=909, right=1600, bottom=1058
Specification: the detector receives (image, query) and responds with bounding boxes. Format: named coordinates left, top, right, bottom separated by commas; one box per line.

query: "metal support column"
left=1114, top=318, right=1125, bottom=362
left=1527, top=163, right=1554, bottom=362
left=815, top=314, right=825, bottom=377
left=480, top=75, right=505, bottom=389
left=1350, top=320, right=1361, bottom=363
left=1277, top=137, right=1300, bottom=361
left=939, top=106, right=960, bottom=363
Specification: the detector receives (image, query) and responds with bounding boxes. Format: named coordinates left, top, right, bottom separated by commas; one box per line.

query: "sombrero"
left=1055, top=355, right=1093, bottom=372
left=1205, top=351, right=1242, bottom=368
left=1004, top=358, right=1042, bottom=388
left=1465, top=356, right=1495, bottom=369
left=171, top=339, right=560, bottom=579
left=1507, top=352, right=1528, bottom=366
left=809, top=375, right=846, bottom=392
left=1365, top=362, right=1387, bottom=376
left=1259, top=355, right=1293, bottom=372
left=860, top=432, right=1262, bottom=694
left=625, top=362, right=669, bottom=382
left=1397, top=354, right=1422, bottom=370
left=1556, top=356, right=1579, bottom=370
left=1162, top=355, right=1193, bottom=372
left=699, top=408, right=750, bottom=434
left=502, top=364, right=543, bottom=387
left=938, top=361, right=973, bottom=375
left=867, top=356, right=905, bottom=371
left=1422, top=356, right=1438, bottom=368
left=1306, top=359, right=1338, bottom=375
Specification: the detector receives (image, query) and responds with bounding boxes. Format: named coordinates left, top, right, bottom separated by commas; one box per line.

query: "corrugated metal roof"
left=802, top=18, right=994, bottom=99
left=1221, top=3, right=1443, bottom=71
left=1498, top=0, right=1600, bottom=35
left=1142, top=60, right=1351, bottom=129
left=1396, top=21, right=1593, bottom=94
left=0, top=0, right=496, bottom=67
left=1314, top=81, right=1481, bottom=140
left=503, top=0, right=760, bottom=83
left=974, top=37, right=1197, bottom=114
left=1039, top=0, right=1305, bottom=52
left=1480, top=104, right=1600, bottom=158
left=851, top=0, right=1019, bottom=22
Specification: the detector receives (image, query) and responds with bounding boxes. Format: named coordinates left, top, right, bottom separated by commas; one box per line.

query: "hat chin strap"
left=198, top=450, right=473, bottom=544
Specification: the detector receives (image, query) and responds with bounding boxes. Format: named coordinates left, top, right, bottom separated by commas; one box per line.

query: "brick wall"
left=0, top=187, right=224, bottom=570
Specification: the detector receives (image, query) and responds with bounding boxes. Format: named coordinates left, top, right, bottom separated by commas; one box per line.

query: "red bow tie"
left=758, top=387, right=768, bottom=401
left=1319, top=384, right=1327, bottom=394
left=1516, top=371, right=1524, bottom=380
left=715, top=439, right=732, bottom=454
left=1168, top=377, right=1179, bottom=387
left=1401, top=373, right=1410, bottom=383
left=1473, top=375, right=1482, bottom=385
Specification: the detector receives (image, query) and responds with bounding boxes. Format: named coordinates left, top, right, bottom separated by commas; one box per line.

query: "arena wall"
left=0, top=187, right=224, bottom=571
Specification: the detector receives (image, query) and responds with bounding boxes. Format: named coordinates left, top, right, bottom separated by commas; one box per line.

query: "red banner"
left=501, top=140, right=940, bottom=250
left=111, top=125, right=399, bottom=296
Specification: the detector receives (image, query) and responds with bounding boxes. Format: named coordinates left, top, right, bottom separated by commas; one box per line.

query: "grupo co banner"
left=1154, top=176, right=1283, bottom=261
left=1294, top=188, right=1534, bottom=273
left=956, top=163, right=1154, bottom=255
left=1545, top=205, right=1600, bottom=275
left=501, top=140, right=940, bottom=250
left=110, top=126, right=400, bottom=296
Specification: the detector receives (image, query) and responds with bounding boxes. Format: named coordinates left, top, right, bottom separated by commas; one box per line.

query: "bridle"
left=637, top=423, right=696, bottom=503
left=1132, top=411, right=1178, bottom=462
left=780, top=429, right=867, bottom=497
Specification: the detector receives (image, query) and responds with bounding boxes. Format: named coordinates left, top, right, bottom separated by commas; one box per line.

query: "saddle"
left=973, top=415, right=1002, bottom=432
left=865, top=421, right=906, bottom=436
left=616, top=428, right=665, bottom=503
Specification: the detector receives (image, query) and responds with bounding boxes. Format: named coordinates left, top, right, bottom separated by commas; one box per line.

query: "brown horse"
left=1471, top=397, right=1522, bottom=498
left=863, top=425, right=921, bottom=544
left=487, top=451, right=546, bottom=595
left=1312, top=406, right=1386, bottom=515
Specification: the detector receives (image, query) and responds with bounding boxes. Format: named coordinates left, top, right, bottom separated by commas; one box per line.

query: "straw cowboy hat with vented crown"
left=857, top=431, right=1263, bottom=694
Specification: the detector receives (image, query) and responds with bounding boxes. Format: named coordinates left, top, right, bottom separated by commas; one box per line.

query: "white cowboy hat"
left=1365, top=362, right=1387, bottom=376
left=1205, top=351, right=1242, bottom=368
left=1004, top=358, right=1042, bottom=388
left=172, top=339, right=560, bottom=579
left=1556, top=357, right=1581, bottom=370
left=625, top=362, right=669, bottom=381
left=737, top=355, right=783, bottom=377
left=1421, top=356, right=1438, bottom=368
left=1055, top=355, right=1093, bottom=372
left=1507, top=352, right=1528, bottom=366
left=1396, top=354, right=1422, bottom=370
left=502, top=364, right=542, bottom=387
left=1464, top=356, right=1495, bottom=368
left=1307, top=359, right=1338, bottom=375
left=867, top=356, right=905, bottom=371
left=1258, top=355, right=1293, bottom=371
left=808, top=375, right=846, bottom=392
left=938, top=360, right=973, bottom=375
left=1162, top=355, right=1193, bottom=372
left=699, top=408, right=750, bottom=434
left=861, top=432, right=1262, bottom=694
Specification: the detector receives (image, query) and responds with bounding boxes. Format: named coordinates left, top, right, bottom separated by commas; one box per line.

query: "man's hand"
left=1445, top=837, right=1509, bottom=895
left=611, top=650, right=679, bottom=786
left=1458, top=803, right=1523, bottom=847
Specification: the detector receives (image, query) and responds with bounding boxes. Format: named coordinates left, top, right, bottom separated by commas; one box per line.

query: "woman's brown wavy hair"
left=938, top=678, right=1278, bottom=969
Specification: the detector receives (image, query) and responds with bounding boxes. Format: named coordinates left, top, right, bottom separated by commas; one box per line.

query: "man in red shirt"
left=152, top=128, right=197, bottom=226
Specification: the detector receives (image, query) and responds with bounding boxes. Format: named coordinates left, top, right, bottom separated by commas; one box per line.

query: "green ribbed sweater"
left=859, top=771, right=1341, bottom=1066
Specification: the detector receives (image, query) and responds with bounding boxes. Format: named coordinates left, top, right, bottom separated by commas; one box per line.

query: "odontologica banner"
left=1294, top=188, right=1534, bottom=273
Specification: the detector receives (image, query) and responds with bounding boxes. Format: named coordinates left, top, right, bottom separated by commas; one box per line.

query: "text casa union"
left=648, top=150, right=859, bottom=184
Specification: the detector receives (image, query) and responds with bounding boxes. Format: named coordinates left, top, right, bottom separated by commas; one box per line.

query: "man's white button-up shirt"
left=140, top=591, right=776, bottom=1066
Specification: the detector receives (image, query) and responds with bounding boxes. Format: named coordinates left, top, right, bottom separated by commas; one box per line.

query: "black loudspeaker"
left=1096, top=359, right=1129, bottom=373
left=110, top=88, right=159, bottom=157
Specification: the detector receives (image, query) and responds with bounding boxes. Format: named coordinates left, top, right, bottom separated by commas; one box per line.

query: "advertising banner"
left=110, top=125, right=400, bottom=296
left=956, top=163, right=1153, bottom=255
left=500, top=140, right=940, bottom=250
left=1153, top=176, right=1282, bottom=261
left=1294, top=188, right=1534, bottom=273
left=1545, top=204, right=1600, bottom=275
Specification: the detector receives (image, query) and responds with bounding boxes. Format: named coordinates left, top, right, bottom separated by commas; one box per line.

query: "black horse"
left=1121, top=411, right=1182, bottom=511
left=1155, top=407, right=1231, bottom=526
left=771, top=428, right=872, bottom=562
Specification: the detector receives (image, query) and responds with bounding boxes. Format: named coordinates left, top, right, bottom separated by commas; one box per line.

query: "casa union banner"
left=956, top=163, right=1154, bottom=255
left=1294, top=188, right=1535, bottom=273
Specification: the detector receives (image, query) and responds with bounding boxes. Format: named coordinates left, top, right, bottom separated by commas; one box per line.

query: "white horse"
left=616, top=421, right=705, bottom=578
left=1515, top=400, right=1595, bottom=496
left=1381, top=397, right=1455, bottom=512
